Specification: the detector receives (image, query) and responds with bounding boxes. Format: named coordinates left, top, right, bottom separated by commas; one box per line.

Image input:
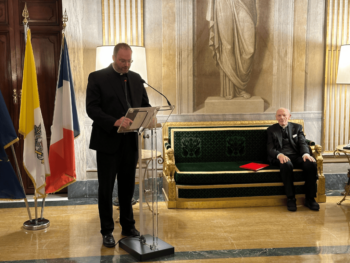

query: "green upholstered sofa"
left=162, top=120, right=326, bottom=209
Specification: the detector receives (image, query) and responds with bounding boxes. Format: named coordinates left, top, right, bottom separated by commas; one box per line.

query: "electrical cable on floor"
left=116, top=235, right=141, bottom=246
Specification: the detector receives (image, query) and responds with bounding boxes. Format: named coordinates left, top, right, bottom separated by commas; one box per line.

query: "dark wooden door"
left=0, top=0, right=63, bottom=194
left=0, top=0, right=22, bottom=187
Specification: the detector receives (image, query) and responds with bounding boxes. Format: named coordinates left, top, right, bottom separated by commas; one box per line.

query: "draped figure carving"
left=206, top=0, right=257, bottom=99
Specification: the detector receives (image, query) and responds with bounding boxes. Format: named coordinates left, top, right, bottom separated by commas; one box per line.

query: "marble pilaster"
left=271, top=0, right=294, bottom=112
left=176, top=0, right=194, bottom=114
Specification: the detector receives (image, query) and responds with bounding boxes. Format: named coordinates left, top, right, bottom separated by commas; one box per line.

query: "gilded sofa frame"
left=162, top=120, right=326, bottom=209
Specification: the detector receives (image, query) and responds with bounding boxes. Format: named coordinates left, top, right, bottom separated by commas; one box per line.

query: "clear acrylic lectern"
left=118, top=105, right=175, bottom=261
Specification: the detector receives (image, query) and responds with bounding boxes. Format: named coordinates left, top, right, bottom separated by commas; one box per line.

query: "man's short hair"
left=276, top=108, right=291, bottom=115
left=113, top=43, right=132, bottom=56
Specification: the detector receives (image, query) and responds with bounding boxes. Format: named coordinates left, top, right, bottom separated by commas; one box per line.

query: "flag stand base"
left=23, top=218, right=50, bottom=230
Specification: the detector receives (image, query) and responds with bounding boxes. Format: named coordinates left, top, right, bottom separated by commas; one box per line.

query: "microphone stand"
left=141, top=80, right=172, bottom=107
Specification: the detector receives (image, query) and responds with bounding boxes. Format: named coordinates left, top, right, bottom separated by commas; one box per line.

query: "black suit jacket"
left=86, top=65, right=151, bottom=154
left=266, top=122, right=310, bottom=164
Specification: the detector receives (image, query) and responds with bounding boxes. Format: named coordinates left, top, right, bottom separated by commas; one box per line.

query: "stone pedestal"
left=204, top=96, right=264, bottom=114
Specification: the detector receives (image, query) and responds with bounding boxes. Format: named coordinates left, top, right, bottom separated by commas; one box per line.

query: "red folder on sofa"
left=240, top=163, right=269, bottom=171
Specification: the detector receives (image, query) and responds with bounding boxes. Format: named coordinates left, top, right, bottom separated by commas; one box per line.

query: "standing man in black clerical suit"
left=267, top=108, right=319, bottom=212
left=86, top=43, right=151, bottom=248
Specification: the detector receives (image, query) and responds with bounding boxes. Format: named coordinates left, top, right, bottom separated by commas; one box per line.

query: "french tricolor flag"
left=46, top=36, right=80, bottom=194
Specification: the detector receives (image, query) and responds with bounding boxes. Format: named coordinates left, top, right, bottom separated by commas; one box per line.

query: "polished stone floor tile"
left=0, top=196, right=349, bottom=262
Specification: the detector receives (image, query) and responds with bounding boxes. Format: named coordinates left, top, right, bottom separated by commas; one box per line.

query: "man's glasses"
left=119, top=59, right=133, bottom=65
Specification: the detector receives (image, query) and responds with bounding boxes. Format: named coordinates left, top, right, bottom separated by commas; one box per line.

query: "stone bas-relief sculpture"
left=205, top=0, right=263, bottom=113
left=207, top=0, right=257, bottom=99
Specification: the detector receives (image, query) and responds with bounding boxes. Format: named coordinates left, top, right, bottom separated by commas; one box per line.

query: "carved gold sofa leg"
left=311, top=144, right=326, bottom=203
left=163, top=147, right=177, bottom=208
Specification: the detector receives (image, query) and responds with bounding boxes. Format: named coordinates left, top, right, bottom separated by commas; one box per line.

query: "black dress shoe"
left=305, top=198, right=320, bottom=211
left=102, top=233, right=116, bottom=248
left=121, top=228, right=140, bottom=237
left=287, top=198, right=297, bottom=212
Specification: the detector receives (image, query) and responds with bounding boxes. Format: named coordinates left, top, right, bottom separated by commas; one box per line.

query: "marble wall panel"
left=85, top=123, right=96, bottom=171
left=144, top=0, right=163, bottom=107
left=304, top=0, right=326, bottom=112
left=291, top=0, right=308, bottom=112
left=248, top=0, right=274, bottom=111
left=324, top=163, right=350, bottom=174
left=162, top=0, right=177, bottom=113
left=324, top=174, right=348, bottom=191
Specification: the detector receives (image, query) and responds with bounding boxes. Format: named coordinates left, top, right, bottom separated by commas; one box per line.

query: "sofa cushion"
left=175, top=162, right=304, bottom=185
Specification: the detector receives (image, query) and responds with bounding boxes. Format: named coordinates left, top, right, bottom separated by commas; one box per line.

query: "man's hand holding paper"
left=114, top=117, right=133, bottom=128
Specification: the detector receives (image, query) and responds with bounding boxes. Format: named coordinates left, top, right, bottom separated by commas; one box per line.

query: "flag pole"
left=40, top=197, right=46, bottom=219
left=22, top=3, right=29, bottom=44
left=34, top=195, right=38, bottom=225
left=10, top=145, right=32, bottom=221
left=61, top=9, right=68, bottom=54
left=21, top=2, right=50, bottom=231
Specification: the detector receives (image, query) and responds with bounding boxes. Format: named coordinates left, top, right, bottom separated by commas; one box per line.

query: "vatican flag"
left=19, top=29, right=50, bottom=199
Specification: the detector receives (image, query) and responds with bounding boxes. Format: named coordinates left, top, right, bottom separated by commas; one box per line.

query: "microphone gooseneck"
left=140, top=79, right=172, bottom=106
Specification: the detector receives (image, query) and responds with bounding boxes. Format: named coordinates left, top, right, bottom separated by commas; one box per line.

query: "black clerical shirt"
left=111, top=70, right=132, bottom=109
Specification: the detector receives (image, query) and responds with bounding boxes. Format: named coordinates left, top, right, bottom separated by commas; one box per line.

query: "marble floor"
left=0, top=196, right=350, bottom=262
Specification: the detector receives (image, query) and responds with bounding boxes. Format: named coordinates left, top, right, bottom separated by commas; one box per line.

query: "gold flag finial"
left=62, top=9, right=68, bottom=31
left=22, top=2, right=29, bottom=25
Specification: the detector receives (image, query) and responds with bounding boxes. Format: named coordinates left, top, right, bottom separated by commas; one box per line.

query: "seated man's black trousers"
left=271, top=154, right=317, bottom=199
left=96, top=134, right=138, bottom=236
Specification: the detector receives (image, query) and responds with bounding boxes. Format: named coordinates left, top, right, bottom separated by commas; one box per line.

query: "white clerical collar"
left=112, top=64, right=125, bottom=75
left=279, top=124, right=288, bottom=129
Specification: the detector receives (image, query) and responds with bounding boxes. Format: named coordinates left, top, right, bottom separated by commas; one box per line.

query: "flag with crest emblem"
left=19, top=29, right=50, bottom=199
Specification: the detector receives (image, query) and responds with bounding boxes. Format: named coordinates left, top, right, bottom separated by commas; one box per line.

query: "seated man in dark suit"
left=267, top=108, right=319, bottom=212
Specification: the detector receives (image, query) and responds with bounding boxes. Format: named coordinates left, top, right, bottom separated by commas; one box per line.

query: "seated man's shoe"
left=287, top=198, right=297, bottom=212
left=305, top=198, right=320, bottom=211
left=102, top=233, right=116, bottom=248
left=121, top=228, right=140, bottom=237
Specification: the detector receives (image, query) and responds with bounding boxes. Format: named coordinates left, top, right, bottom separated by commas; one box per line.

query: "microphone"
left=123, top=76, right=131, bottom=109
left=140, top=79, right=172, bottom=106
